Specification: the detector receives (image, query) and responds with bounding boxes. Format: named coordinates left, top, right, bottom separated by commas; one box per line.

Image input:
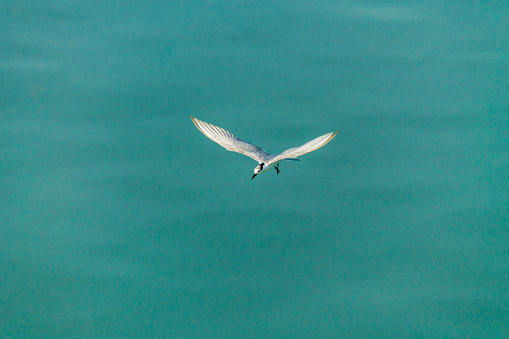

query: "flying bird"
left=191, top=116, right=338, bottom=180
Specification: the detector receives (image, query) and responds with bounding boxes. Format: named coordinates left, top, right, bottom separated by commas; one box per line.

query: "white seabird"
left=191, top=116, right=338, bottom=180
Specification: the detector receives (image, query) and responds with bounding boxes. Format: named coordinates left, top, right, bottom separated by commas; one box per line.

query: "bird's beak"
left=251, top=173, right=257, bottom=180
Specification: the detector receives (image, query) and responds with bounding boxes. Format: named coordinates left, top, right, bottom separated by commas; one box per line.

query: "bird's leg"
left=275, top=164, right=280, bottom=175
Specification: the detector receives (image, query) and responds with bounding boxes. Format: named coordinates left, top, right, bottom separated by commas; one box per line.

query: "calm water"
left=2, top=1, right=508, bottom=337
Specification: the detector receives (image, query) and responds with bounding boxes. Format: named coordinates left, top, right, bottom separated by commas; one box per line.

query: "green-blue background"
left=2, top=1, right=508, bottom=337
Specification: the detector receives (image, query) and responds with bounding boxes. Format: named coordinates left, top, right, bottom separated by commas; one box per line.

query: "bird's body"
left=191, top=116, right=338, bottom=179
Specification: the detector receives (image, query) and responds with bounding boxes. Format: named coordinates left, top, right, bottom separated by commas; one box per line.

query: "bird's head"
left=251, top=163, right=264, bottom=180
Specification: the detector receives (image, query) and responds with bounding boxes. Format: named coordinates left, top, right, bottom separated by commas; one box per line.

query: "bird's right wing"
left=272, top=131, right=338, bottom=162
left=191, top=116, right=269, bottom=162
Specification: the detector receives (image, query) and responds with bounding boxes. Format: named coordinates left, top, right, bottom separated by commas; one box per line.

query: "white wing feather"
left=272, top=132, right=338, bottom=162
left=191, top=116, right=269, bottom=162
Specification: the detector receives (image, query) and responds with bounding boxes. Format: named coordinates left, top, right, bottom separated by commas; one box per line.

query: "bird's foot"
left=275, top=164, right=280, bottom=175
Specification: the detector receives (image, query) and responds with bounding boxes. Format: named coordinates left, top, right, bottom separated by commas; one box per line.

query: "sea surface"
left=2, top=1, right=508, bottom=337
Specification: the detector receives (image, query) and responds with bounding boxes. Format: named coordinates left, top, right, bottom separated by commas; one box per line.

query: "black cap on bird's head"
left=251, top=163, right=264, bottom=180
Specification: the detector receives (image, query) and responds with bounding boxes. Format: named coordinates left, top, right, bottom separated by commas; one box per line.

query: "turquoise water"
left=2, top=1, right=508, bottom=337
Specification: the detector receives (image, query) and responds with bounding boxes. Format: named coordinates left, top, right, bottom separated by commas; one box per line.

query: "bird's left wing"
left=272, top=131, right=338, bottom=162
left=191, top=116, right=269, bottom=162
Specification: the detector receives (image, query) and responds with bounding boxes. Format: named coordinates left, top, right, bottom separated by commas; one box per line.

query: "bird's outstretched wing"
left=272, top=132, right=338, bottom=162
left=191, top=116, right=269, bottom=162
